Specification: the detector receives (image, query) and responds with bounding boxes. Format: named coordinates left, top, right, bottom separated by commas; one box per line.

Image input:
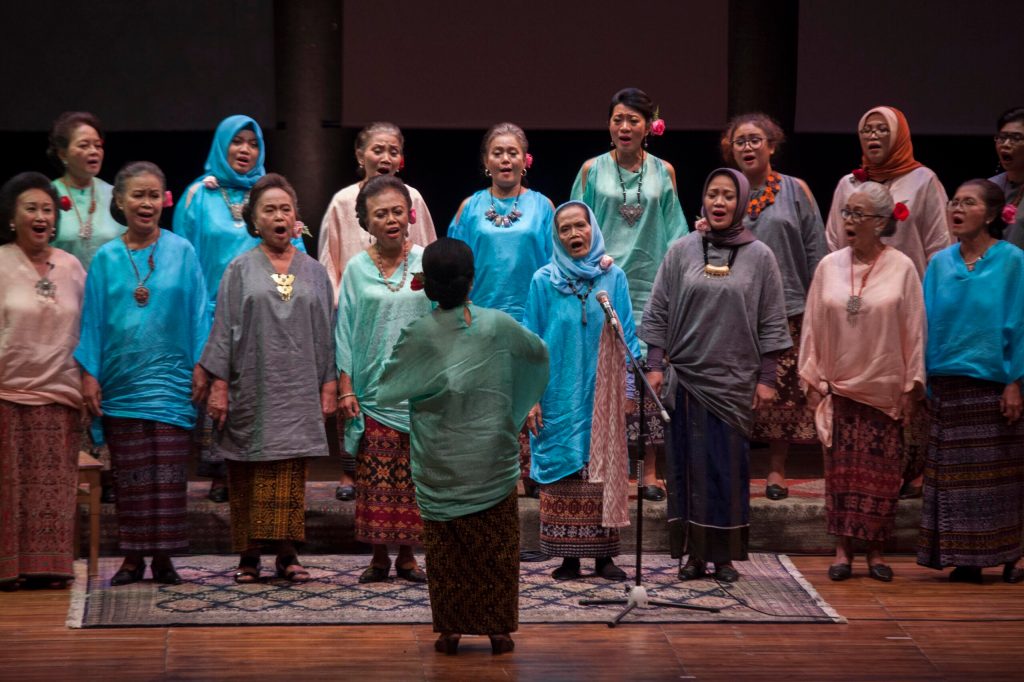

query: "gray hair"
left=853, top=181, right=897, bottom=237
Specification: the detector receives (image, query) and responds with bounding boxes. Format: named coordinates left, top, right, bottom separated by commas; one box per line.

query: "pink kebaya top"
left=0, top=244, right=86, bottom=409
left=798, top=246, right=925, bottom=446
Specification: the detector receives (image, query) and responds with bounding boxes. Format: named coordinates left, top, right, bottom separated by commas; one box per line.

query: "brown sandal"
left=234, top=556, right=261, bottom=584
left=276, top=555, right=310, bottom=583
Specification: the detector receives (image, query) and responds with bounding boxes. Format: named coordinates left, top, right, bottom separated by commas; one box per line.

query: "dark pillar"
left=727, top=0, right=800, bottom=130
left=272, top=0, right=345, bottom=247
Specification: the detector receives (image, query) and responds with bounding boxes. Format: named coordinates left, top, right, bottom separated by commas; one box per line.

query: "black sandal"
left=234, top=556, right=261, bottom=584
left=275, top=555, right=311, bottom=583
left=358, top=560, right=391, bottom=584
left=490, top=634, right=515, bottom=655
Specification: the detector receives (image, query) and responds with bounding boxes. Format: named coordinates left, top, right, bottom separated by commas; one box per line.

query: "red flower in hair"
left=59, top=196, right=72, bottom=211
left=398, top=157, right=405, bottom=171
left=1003, top=204, right=1018, bottom=224
left=409, top=208, right=417, bottom=224
left=851, top=168, right=869, bottom=182
left=410, top=272, right=425, bottom=291
left=650, top=119, right=666, bottom=136
left=163, top=191, right=174, bottom=208
left=525, top=153, right=534, bottom=169
left=892, top=202, right=910, bottom=221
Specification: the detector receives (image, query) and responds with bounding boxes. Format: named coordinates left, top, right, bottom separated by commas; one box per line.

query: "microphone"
left=595, top=291, right=618, bottom=329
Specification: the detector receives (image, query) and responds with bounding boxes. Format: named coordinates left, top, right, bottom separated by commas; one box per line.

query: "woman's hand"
left=339, top=395, right=360, bottom=420
left=625, top=398, right=637, bottom=415
left=82, top=372, right=103, bottom=417
left=752, top=384, right=778, bottom=410
left=207, top=379, right=229, bottom=429
left=806, top=387, right=824, bottom=412
left=192, top=364, right=211, bottom=404
left=527, top=403, right=543, bottom=436
left=899, top=390, right=917, bottom=427
left=646, top=371, right=664, bottom=399
left=321, top=381, right=338, bottom=421
left=1001, top=383, right=1022, bottom=425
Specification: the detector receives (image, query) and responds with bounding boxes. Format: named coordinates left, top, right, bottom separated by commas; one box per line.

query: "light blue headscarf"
left=202, top=115, right=266, bottom=189
left=548, top=200, right=607, bottom=294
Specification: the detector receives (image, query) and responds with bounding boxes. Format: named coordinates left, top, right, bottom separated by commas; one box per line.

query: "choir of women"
left=2, top=97, right=1023, bottom=641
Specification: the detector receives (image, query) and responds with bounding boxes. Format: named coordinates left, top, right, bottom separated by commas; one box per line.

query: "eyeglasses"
left=840, top=208, right=888, bottom=223
left=859, top=126, right=891, bottom=137
left=994, top=133, right=1024, bottom=145
left=947, top=198, right=981, bottom=209
left=731, top=136, right=765, bottom=150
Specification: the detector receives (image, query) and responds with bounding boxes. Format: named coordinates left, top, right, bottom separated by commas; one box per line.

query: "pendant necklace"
left=961, top=242, right=992, bottom=272
left=847, top=247, right=884, bottom=318
left=60, top=179, right=97, bottom=239
left=614, top=151, right=645, bottom=226
left=34, top=261, right=57, bottom=301
left=373, top=242, right=410, bottom=293
left=484, top=189, right=523, bottom=227
left=565, top=277, right=595, bottom=325
left=702, top=238, right=739, bottom=277
left=124, top=233, right=159, bottom=306
left=220, top=188, right=250, bottom=228
left=271, top=273, right=295, bottom=301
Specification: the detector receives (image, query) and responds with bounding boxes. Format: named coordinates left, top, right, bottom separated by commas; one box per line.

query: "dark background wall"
left=0, top=0, right=1018, bottom=248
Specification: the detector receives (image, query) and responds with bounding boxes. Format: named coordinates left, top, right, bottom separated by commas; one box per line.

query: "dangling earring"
left=643, top=136, right=649, bottom=149
left=610, top=140, right=616, bottom=149
left=484, top=169, right=492, bottom=178
left=521, top=168, right=527, bottom=177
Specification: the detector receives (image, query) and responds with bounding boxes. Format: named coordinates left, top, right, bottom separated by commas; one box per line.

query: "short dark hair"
left=720, top=112, right=786, bottom=165
left=110, top=161, right=166, bottom=225
left=422, top=238, right=474, bottom=310
left=47, top=111, right=104, bottom=172
left=0, top=172, right=61, bottom=244
left=355, top=175, right=412, bottom=231
left=957, top=178, right=1007, bottom=239
left=242, top=173, right=300, bottom=237
left=608, top=88, right=655, bottom=122
left=997, top=107, right=1024, bottom=130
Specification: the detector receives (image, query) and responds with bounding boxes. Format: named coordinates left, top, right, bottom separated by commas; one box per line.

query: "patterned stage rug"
left=67, top=553, right=843, bottom=628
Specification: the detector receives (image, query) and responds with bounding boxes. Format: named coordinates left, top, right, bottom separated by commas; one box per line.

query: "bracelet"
left=338, top=392, right=356, bottom=400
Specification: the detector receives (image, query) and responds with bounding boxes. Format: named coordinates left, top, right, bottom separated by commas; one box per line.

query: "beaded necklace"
left=565, top=277, right=595, bottom=325
left=220, top=188, right=250, bottom=228
left=484, top=189, right=523, bottom=227
left=746, top=172, right=781, bottom=220
left=373, top=242, right=410, bottom=293
left=847, top=247, right=885, bottom=319
left=124, top=232, right=160, bottom=307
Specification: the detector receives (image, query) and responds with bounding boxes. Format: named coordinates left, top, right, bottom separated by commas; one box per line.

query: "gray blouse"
left=201, top=247, right=336, bottom=462
left=743, top=173, right=827, bottom=317
left=640, top=232, right=792, bottom=435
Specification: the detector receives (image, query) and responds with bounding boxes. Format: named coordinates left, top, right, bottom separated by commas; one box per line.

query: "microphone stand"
left=579, top=308, right=720, bottom=625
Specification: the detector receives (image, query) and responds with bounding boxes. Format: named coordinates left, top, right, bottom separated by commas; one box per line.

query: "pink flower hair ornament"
left=201, top=175, right=219, bottom=190
left=525, top=153, right=534, bottom=169
left=292, top=221, right=313, bottom=239
left=409, top=208, right=417, bottom=224
left=1003, top=204, right=1018, bottom=224
left=599, top=254, right=614, bottom=270
left=163, top=191, right=174, bottom=208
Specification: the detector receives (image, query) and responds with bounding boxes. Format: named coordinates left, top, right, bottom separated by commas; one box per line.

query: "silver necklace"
left=614, top=151, right=645, bottom=226
left=484, top=189, right=523, bottom=227
left=35, top=262, right=57, bottom=301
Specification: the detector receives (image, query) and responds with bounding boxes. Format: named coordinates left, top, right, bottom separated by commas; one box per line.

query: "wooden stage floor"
left=2, top=556, right=1022, bottom=681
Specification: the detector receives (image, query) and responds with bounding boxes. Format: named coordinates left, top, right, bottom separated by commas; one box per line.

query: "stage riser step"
left=78, top=485, right=924, bottom=556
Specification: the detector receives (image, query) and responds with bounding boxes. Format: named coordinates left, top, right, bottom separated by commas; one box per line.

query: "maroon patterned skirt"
left=354, top=415, right=423, bottom=546
left=0, top=401, right=81, bottom=582
left=824, top=395, right=902, bottom=542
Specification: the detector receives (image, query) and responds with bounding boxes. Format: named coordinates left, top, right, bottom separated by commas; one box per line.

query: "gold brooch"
left=271, top=273, right=295, bottom=301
